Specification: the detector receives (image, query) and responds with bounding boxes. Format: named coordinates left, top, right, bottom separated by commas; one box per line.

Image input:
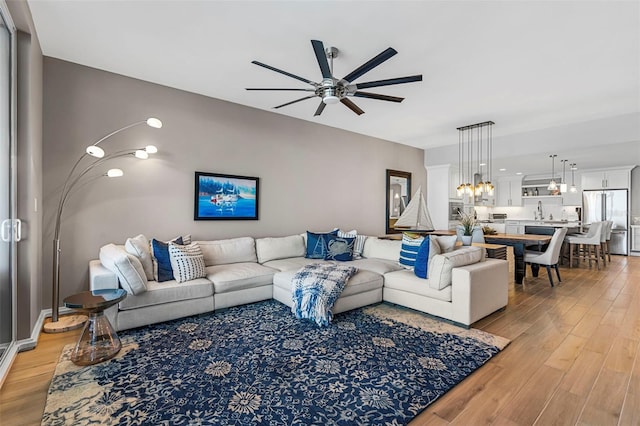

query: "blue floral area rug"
left=42, top=300, right=509, bottom=425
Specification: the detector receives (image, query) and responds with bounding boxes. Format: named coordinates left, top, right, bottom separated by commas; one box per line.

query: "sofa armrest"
left=451, top=259, right=508, bottom=325
left=89, top=259, right=119, bottom=291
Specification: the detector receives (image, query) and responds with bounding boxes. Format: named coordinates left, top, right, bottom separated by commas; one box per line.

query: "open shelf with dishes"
left=521, top=178, right=562, bottom=198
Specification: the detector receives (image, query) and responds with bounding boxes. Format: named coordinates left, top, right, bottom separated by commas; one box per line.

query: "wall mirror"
left=385, top=169, right=411, bottom=234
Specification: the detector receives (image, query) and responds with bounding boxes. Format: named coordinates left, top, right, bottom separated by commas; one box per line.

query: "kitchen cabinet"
left=631, top=226, right=640, bottom=254
left=505, top=221, right=525, bottom=235
left=449, top=165, right=461, bottom=199
left=496, top=176, right=522, bottom=206
left=581, top=168, right=631, bottom=190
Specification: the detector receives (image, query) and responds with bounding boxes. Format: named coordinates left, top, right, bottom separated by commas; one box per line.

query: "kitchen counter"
left=516, top=220, right=581, bottom=228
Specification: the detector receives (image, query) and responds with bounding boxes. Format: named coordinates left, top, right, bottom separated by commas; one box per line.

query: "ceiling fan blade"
left=340, top=98, right=365, bottom=115
left=353, top=91, right=404, bottom=103
left=355, top=75, right=423, bottom=90
left=251, top=60, right=315, bottom=85
left=274, top=95, right=317, bottom=109
left=342, top=47, right=397, bottom=83
left=246, top=88, right=316, bottom=91
left=311, top=40, right=332, bottom=79
left=314, top=101, right=326, bottom=116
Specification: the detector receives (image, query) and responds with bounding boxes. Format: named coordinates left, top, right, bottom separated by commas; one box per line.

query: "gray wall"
left=42, top=58, right=427, bottom=308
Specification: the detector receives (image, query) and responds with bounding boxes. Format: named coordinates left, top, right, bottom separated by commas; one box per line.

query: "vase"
left=461, top=235, right=473, bottom=246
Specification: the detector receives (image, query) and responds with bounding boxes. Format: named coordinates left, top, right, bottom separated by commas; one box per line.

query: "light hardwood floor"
left=1, top=255, right=639, bottom=425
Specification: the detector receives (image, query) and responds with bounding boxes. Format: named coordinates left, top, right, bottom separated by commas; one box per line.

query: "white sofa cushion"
left=206, top=262, right=276, bottom=293
left=347, top=258, right=404, bottom=275
left=273, top=269, right=383, bottom=298
left=362, top=237, right=401, bottom=261
left=124, top=234, right=154, bottom=280
left=429, top=246, right=485, bottom=290
left=196, top=237, right=257, bottom=266
left=169, top=242, right=207, bottom=283
left=99, top=244, right=148, bottom=295
left=255, top=235, right=306, bottom=263
left=383, top=269, right=453, bottom=302
left=118, top=277, right=212, bottom=310
left=262, top=257, right=330, bottom=272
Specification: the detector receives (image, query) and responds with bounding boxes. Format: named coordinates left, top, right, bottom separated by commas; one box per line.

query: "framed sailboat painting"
left=194, top=172, right=259, bottom=220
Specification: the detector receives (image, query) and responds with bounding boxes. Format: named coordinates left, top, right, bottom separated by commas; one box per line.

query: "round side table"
left=64, top=289, right=127, bottom=366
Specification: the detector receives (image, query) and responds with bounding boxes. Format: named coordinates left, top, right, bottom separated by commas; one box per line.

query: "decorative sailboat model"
left=393, top=186, right=435, bottom=232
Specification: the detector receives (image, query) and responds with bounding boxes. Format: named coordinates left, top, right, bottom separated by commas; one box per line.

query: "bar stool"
left=601, top=220, right=613, bottom=263
left=564, top=221, right=604, bottom=269
left=599, top=221, right=609, bottom=267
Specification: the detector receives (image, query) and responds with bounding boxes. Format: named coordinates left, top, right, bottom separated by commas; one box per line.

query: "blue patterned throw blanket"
left=292, top=263, right=358, bottom=326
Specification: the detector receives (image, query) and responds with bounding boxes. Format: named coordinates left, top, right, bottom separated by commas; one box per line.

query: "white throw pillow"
left=99, top=243, right=148, bottom=295
left=255, top=235, right=306, bottom=263
left=434, top=235, right=458, bottom=253
left=169, top=242, right=207, bottom=283
left=196, top=237, right=257, bottom=266
left=125, top=234, right=154, bottom=280
left=428, top=246, right=484, bottom=290
left=362, top=237, right=402, bottom=261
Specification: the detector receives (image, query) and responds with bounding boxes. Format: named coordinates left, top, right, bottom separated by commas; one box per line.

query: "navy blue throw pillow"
left=306, top=230, right=339, bottom=259
left=414, top=235, right=431, bottom=279
left=151, top=237, right=183, bottom=282
left=324, top=234, right=355, bottom=261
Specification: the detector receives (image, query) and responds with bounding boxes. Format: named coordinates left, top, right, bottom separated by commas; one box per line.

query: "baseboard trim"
left=1, top=307, right=76, bottom=389
left=17, top=307, right=75, bottom=352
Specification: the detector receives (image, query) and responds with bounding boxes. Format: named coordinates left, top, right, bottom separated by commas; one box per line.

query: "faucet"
left=537, top=201, right=544, bottom=220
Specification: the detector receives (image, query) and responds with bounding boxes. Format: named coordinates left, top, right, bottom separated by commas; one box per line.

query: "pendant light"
left=547, top=154, right=558, bottom=190
left=456, top=121, right=495, bottom=200
left=569, top=163, right=578, bottom=193
left=560, top=159, right=568, bottom=193
left=456, top=129, right=465, bottom=196
left=475, top=126, right=484, bottom=196
left=484, top=123, right=494, bottom=196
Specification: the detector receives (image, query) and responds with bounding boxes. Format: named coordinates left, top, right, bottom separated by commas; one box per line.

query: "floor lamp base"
left=43, top=314, right=88, bottom=333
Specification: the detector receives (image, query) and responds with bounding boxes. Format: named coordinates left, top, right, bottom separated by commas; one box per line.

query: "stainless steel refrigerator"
left=583, top=189, right=629, bottom=255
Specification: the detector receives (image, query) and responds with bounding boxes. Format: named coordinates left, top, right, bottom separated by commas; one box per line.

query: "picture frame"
left=194, top=172, right=259, bottom=220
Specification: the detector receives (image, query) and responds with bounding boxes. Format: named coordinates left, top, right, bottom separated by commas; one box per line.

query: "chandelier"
left=456, top=121, right=495, bottom=199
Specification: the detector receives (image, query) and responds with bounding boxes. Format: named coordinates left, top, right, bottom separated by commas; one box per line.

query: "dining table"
left=483, top=233, right=552, bottom=284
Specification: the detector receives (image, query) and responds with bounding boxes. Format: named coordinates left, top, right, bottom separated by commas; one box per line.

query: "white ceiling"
left=27, top=0, right=639, bottom=155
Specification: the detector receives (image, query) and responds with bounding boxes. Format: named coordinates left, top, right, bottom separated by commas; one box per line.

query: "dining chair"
left=524, top=227, right=568, bottom=286
left=564, top=221, right=604, bottom=269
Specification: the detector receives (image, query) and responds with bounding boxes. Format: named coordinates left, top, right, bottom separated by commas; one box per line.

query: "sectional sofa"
left=89, top=233, right=508, bottom=330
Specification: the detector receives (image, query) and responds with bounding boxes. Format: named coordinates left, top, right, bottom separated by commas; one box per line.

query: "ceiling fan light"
left=323, top=95, right=339, bottom=104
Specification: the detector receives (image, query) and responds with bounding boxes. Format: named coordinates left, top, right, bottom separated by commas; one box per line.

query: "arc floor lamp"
left=43, top=118, right=162, bottom=333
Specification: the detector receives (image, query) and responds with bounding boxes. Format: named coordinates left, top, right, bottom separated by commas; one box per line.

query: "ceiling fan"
left=246, top=40, right=422, bottom=116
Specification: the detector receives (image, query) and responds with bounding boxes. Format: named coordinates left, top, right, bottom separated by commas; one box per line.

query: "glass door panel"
left=0, top=2, right=15, bottom=363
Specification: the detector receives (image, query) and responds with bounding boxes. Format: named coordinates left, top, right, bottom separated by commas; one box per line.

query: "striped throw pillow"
left=399, top=233, right=425, bottom=269
left=168, top=242, right=207, bottom=283
left=337, top=229, right=367, bottom=259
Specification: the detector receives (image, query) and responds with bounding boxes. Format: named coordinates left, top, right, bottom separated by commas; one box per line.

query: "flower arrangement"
left=459, top=211, right=477, bottom=236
